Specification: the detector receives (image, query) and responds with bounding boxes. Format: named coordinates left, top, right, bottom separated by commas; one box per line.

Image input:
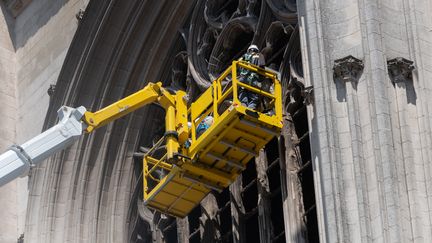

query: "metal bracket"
left=164, top=130, right=179, bottom=140
left=9, top=145, right=33, bottom=167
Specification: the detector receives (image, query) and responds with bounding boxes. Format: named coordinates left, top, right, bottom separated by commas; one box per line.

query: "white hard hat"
left=203, top=116, right=214, bottom=126
left=247, top=44, right=259, bottom=52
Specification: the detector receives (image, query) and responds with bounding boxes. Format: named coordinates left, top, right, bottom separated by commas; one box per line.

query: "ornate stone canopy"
left=387, top=57, right=415, bottom=83
left=333, top=55, right=364, bottom=83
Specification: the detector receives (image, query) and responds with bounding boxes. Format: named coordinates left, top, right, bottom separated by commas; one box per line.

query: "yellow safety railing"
left=142, top=137, right=173, bottom=200
left=142, top=61, right=282, bottom=217
left=189, top=60, right=282, bottom=143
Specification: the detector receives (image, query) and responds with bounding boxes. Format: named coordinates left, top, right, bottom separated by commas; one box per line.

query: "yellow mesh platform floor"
left=144, top=107, right=281, bottom=218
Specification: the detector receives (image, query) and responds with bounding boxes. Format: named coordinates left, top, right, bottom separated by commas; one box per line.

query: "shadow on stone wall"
left=1, top=0, right=68, bottom=49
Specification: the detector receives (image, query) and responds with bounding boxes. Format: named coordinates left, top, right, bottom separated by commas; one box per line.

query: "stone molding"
left=387, top=57, right=415, bottom=83
left=333, top=55, right=364, bottom=83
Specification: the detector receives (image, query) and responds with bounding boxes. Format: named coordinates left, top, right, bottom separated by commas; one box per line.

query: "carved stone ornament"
left=387, top=57, right=415, bottom=83
left=76, top=9, right=85, bottom=21
left=29, top=1, right=317, bottom=242
left=47, top=84, right=56, bottom=96
left=302, top=86, right=314, bottom=105
left=333, top=55, right=364, bottom=83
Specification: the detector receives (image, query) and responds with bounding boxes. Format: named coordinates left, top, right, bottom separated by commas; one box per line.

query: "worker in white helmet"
left=238, top=44, right=265, bottom=110
left=196, top=115, right=214, bottom=137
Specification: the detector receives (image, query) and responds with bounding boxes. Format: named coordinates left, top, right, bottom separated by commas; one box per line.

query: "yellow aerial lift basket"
left=143, top=61, right=283, bottom=217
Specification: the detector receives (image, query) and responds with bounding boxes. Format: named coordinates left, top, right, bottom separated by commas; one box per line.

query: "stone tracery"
left=26, top=0, right=319, bottom=242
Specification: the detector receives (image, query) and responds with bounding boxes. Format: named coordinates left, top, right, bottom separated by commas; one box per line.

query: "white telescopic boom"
left=0, top=106, right=87, bottom=187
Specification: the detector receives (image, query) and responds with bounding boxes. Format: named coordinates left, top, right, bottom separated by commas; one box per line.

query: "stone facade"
left=0, top=0, right=89, bottom=242
left=299, top=0, right=432, bottom=242
left=0, top=0, right=431, bottom=242
left=0, top=3, right=18, bottom=242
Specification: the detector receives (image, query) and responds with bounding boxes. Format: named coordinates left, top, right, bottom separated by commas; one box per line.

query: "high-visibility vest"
left=239, top=53, right=260, bottom=82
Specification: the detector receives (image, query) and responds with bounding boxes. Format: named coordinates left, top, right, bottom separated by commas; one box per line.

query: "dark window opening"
left=161, top=218, right=178, bottom=243
left=241, top=160, right=260, bottom=243
left=130, top=217, right=152, bottom=243
left=217, top=189, right=233, bottom=243
left=188, top=206, right=202, bottom=243
left=245, top=213, right=260, bottom=243
left=265, top=138, right=286, bottom=243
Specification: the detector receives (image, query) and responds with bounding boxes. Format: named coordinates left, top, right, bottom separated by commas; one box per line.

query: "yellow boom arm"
left=82, top=82, right=188, bottom=160
left=0, top=80, right=189, bottom=188
left=0, top=60, right=282, bottom=218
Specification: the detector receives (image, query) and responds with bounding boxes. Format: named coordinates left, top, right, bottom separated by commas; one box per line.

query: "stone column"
left=298, top=0, right=432, bottom=242
left=255, top=149, right=273, bottom=243
left=230, top=176, right=246, bottom=243
left=279, top=114, right=307, bottom=243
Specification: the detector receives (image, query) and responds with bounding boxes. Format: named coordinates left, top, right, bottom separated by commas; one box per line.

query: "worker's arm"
left=257, top=53, right=265, bottom=68
left=250, top=53, right=265, bottom=68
